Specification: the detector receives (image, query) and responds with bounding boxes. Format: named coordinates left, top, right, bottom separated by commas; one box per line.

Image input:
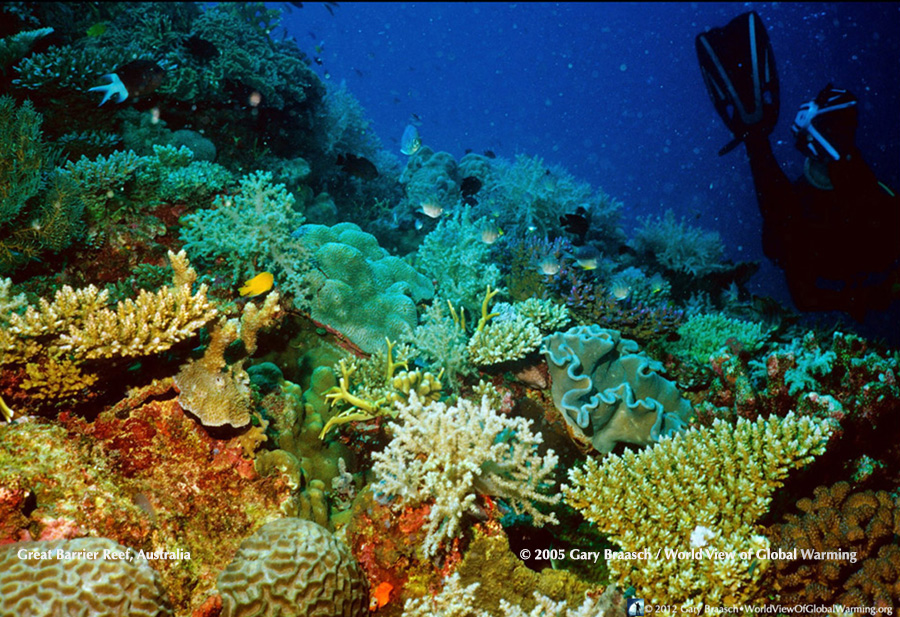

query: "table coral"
left=0, top=250, right=216, bottom=411
left=564, top=412, right=834, bottom=605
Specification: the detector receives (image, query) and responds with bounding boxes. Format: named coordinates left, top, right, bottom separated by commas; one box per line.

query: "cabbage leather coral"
left=564, top=412, right=834, bottom=606
left=542, top=325, right=692, bottom=453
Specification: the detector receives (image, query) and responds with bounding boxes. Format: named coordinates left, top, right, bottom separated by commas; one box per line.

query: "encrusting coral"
left=174, top=291, right=281, bottom=428
left=564, top=412, right=834, bottom=606
left=372, top=392, right=559, bottom=558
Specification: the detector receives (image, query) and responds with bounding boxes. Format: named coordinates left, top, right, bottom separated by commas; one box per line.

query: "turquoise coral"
left=542, top=325, right=692, bottom=453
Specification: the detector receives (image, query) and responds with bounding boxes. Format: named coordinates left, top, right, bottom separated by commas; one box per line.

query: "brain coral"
left=217, top=517, right=369, bottom=617
left=541, top=325, right=692, bottom=453
left=0, top=537, right=172, bottom=617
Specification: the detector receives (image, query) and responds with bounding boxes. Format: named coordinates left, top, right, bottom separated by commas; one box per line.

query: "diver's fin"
left=696, top=11, right=779, bottom=155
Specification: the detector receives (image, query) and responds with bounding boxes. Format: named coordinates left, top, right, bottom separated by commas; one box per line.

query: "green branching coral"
left=669, top=312, right=770, bottom=365
left=0, top=96, right=84, bottom=274
left=0, top=27, right=53, bottom=75
left=404, top=300, right=475, bottom=391
left=470, top=153, right=624, bottom=246
left=180, top=170, right=308, bottom=293
left=416, top=210, right=502, bottom=314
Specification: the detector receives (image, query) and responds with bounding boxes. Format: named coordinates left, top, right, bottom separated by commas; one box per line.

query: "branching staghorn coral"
left=564, top=412, right=834, bottom=606
left=0, top=250, right=217, bottom=408
left=372, top=393, right=559, bottom=557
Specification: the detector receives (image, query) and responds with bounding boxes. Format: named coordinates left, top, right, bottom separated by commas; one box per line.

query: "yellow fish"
left=239, top=272, right=274, bottom=297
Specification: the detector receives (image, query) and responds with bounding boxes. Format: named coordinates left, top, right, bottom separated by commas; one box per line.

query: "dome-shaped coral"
left=217, top=517, right=369, bottom=617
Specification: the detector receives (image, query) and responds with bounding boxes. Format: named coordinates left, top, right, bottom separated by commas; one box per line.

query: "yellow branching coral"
left=564, top=412, right=833, bottom=606
left=319, top=338, right=442, bottom=439
left=467, top=315, right=542, bottom=366
left=0, top=250, right=217, bottom=406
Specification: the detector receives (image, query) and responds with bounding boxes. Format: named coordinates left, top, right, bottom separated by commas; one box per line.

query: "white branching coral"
left=372, top=393, right=559, bottom=557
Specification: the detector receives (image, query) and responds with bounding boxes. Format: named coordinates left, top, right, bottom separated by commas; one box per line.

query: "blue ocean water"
left=281, top=1, right=900, bottom=338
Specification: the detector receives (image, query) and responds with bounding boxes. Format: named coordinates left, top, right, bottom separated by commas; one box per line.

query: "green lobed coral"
left=300, top=222, right=433, bottom=353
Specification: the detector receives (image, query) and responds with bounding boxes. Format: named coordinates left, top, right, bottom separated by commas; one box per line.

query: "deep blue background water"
left=275, top=1, right=900, bottom=338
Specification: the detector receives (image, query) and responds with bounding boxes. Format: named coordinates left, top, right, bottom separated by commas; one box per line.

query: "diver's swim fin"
left=696, top=11, right=779, bottom=156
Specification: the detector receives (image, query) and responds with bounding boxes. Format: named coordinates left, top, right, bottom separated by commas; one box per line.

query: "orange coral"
left=764, top=481, right=900, bottom=605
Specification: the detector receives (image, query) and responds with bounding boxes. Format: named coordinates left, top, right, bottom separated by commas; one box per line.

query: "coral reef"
left=372, top=393, right=559, bottom=557
left=564, top=412, right=834, bottom=605
left=542, top=325, right=692, bottom=453
left=217, top=517, right=369, bottom=617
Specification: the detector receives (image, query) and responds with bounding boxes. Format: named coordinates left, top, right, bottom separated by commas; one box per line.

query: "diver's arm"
left=744, top=132, right=795, bottom=224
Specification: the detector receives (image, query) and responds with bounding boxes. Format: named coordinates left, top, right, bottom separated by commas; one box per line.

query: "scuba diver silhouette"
left=696, top=11, right=900, bottom=322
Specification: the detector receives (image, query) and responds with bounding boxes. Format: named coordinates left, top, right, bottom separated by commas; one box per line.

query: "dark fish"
left=560, top=205, right=591, bottom=246
left=118, top=59, right=166, bottom=99
left=183, top=35, right=219, bottom=62
left=337, top=153, right=378, bottom=180
left=324, top=2, right=338, bottom=16
left=483, top=149, right=496, bottom=159
left=464, top=148, right=473, bottom=155
left=460, top=176, right=482, bottom=206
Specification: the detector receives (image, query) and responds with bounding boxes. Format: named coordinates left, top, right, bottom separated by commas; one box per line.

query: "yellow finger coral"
left=564, top=412, right=834, bottom=606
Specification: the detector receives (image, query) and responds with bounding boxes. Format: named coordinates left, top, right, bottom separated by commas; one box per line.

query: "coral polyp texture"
left=0, top=537, right=173, bottom=617
left=564, top=412, right=834, bottom=605
left=216, top=517, right=369, bottom=617
left=372, top=393, right=560, bottom=557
